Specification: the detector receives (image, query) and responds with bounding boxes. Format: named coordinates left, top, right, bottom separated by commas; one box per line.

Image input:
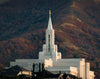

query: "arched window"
left=48, top=35, right=50, bottom=52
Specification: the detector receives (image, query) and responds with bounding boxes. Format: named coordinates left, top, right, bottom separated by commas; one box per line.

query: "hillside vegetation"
left=0, top=0, right=100, bottom=79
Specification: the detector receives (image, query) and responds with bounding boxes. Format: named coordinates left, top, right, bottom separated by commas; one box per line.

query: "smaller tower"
left=39, top=10, right=61, bottom=60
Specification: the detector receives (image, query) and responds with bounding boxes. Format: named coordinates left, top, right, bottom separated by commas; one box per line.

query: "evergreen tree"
left=42, top=63, right=44, bottom=79
left=39, top=63, right=41, bottom=72
left=32, top=63, right=35, bottom=79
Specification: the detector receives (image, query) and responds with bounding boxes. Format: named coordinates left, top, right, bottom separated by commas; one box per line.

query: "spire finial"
left=47, top=10, right=53, bottom=30
left=49, top=10, right=51, bottom=17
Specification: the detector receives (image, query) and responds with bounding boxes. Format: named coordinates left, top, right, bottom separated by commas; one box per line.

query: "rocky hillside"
left=0, top=0, right=100, bottom=78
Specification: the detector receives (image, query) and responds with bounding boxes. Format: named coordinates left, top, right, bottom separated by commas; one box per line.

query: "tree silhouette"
left=31, top=63, right=35, bottom=79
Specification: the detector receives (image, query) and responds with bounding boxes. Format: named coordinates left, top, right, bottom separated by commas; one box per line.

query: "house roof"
left=0, top=65, right=29, bottom=76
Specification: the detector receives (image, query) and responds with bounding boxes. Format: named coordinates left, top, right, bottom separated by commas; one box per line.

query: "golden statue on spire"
left=49, top=10, right=51, bottom=17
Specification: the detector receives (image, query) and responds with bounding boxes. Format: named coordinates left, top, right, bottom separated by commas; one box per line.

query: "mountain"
left=0, top=0, right=100, bottom=78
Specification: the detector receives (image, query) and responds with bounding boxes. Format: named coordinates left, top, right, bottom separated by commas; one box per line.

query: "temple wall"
left=79, top=60, right=85, bottom=79
left=85, top=62, right=90, bottom=79
left=44, top=58, right=53, bottom=67
left=10, top=59, right=43, bottom=71
left=89, top=71, right=95, bottom=79
left=53, top=59, right=83, bottom=68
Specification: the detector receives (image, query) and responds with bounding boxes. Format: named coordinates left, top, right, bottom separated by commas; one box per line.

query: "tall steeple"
left=39, top=10, right=61, bottom=60
left=46, top=10, right=54, bottom=46
left=47, top=10, right=53, bottom=30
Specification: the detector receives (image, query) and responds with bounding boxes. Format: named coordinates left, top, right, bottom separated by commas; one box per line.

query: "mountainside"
left=0, top=0, right=100, bottom=78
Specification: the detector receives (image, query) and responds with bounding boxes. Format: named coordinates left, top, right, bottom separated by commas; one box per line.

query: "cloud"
left=0, top=0, right=10, bottom=4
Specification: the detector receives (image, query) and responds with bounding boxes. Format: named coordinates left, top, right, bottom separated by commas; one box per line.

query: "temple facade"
left=10, top=10, right=95, bottom=79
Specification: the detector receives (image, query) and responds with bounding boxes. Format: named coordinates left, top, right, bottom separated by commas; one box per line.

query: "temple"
left=10, top=10, right=95, bottom=79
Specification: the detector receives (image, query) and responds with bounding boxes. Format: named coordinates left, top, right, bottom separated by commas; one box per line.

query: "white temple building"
left=10, top=10, right=95, bottom=79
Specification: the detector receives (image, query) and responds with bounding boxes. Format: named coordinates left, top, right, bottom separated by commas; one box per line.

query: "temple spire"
left=47, top=10, right=53, bottom=30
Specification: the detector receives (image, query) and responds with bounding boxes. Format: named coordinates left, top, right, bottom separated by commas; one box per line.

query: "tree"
left=31, top=63, right=35, bottom=79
